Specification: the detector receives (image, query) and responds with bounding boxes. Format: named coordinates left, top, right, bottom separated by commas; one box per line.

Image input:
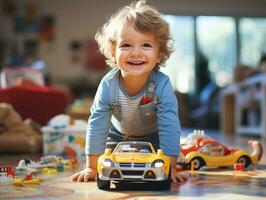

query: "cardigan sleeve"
left=85, top=79, right=112, bottom=155
left=156, top=76, right=181, bottom=156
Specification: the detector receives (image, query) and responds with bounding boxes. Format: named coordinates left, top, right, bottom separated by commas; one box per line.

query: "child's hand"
left=71, top=168, right=97, bottom=182
left=170, top=167, right=190, bottom=183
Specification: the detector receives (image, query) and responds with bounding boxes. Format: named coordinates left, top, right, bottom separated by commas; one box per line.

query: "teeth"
left=128, top=61, right=144, bottom=64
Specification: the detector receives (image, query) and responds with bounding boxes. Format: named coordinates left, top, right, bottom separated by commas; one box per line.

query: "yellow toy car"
left=178, top=130, right=263, bottom=170
left=97, top=141, right=171, bottom=190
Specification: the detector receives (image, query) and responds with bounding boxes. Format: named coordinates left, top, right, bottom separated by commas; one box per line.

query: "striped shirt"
left=117, top=87, right=142, bottom=136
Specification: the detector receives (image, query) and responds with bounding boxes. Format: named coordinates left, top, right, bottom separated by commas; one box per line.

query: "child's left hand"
left=170, top=167, right=190, bottom=183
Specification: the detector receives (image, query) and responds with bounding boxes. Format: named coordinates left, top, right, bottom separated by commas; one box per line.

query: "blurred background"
left=0, top=0, right=266, bottom=134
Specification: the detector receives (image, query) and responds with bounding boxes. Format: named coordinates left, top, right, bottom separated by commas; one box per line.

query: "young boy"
left=71, top=0, right=187, bottom=183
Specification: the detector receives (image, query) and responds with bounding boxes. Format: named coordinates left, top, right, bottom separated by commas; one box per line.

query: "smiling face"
left=113, top=24, right=161, bottom=78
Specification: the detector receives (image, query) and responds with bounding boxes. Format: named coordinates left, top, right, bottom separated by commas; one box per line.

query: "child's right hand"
left=71, top=168, right=97, bottom=182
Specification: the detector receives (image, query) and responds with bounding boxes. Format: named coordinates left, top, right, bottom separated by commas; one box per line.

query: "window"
left=162, top=15, right=266, bottom=94
left=162, top=15, right=194, bottom=93
left=239, top=18, right=266, bottom=67
left=197, top=16, right=236, bottom=87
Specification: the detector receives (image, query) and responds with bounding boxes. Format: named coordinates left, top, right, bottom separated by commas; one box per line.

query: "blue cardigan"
left=85, top=68, right=181, bottom=156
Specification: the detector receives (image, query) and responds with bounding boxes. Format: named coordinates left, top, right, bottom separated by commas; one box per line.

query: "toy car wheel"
left=97, top=174, right=110, bottom=190
left=190, top=157, right=205, bottom=170
left=237, top=156, right=251, bottom=168
left=155, top=168, right=171, bottom=190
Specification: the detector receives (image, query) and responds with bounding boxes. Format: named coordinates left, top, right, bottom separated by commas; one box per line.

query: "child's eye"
left=143, top=43, right=152, bottom=48
left=120, top=43, right=131, bottom=48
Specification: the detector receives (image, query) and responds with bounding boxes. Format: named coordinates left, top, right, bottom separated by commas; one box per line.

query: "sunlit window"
left=196, top=16, right=236, bottom=87
left=162, top=15, right=266, bottom=94
left=162, top=15, right=194, bottom=93
left=239, top=18, right=266, bottom=67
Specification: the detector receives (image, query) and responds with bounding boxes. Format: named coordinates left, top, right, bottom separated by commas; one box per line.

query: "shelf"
left=221, top=73, right=266, bottom=138
left=237, top=126, right=264, bottom=135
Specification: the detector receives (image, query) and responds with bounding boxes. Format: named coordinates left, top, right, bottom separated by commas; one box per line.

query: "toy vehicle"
left=97, top=141, right=171, bottom=190
left=0, top=165, right=15, bottom=178
left=16, top=158, right=56, bottom=172
left=178, top=130, right=263, bottom=170
left=0, top=165, right=15, bottom=185
left=24, top=171, right=37, bottom=181
left=13, top=178, right=40, bottom=186
left=16, top=155, right=74, bottom=172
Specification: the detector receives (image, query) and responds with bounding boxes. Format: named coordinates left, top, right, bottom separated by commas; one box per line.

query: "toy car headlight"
left=102, top=159, right=114, bottom=167
left=151, top=159, right=164, bottom=168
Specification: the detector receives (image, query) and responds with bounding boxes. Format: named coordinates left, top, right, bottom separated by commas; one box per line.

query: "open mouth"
left=127, top=61, right=146, bottom=65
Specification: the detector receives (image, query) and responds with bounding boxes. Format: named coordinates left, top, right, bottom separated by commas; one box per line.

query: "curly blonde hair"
left=95, top=0, right=173, bottom=69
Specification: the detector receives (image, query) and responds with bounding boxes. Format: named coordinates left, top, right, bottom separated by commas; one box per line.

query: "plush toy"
left=0, top=103, right=42, bottom=153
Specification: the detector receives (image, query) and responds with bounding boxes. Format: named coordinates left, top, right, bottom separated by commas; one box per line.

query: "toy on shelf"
left=0, top=165, right=15, bottom=185
left=177, top=130, right=263, bottom=170
left=97, top=141, right=171, bottom=190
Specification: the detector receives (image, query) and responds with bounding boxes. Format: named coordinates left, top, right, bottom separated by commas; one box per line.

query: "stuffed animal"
left=0, top=103, right=42, bottom=153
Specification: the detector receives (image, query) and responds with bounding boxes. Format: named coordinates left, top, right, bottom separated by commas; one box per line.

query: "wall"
left=1, top=0, right=266, bottom=89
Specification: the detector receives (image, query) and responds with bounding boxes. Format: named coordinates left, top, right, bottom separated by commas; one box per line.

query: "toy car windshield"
left=114, top=142, right=153, bottom=154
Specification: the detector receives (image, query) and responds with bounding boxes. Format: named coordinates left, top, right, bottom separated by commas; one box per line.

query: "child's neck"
left=120, top=73, right=150, bottom=97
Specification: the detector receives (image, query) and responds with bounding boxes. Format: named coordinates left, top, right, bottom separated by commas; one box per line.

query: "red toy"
left=24, top=171, right=37, bottom=181
left=0, top=165, right=15, bottom=178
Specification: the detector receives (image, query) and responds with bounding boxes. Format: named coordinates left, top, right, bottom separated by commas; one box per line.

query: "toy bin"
left=42, top=126, right=86, bottom=162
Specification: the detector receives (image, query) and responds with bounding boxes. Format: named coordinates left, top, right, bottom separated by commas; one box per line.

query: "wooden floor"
left=1, top=129, right=266, bottom=200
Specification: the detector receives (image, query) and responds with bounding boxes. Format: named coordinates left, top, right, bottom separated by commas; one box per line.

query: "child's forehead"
left=116, top=23, right=156, bottom=41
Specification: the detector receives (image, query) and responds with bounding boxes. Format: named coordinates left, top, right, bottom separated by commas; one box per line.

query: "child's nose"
left=130, top=47, right=143, bottom=58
